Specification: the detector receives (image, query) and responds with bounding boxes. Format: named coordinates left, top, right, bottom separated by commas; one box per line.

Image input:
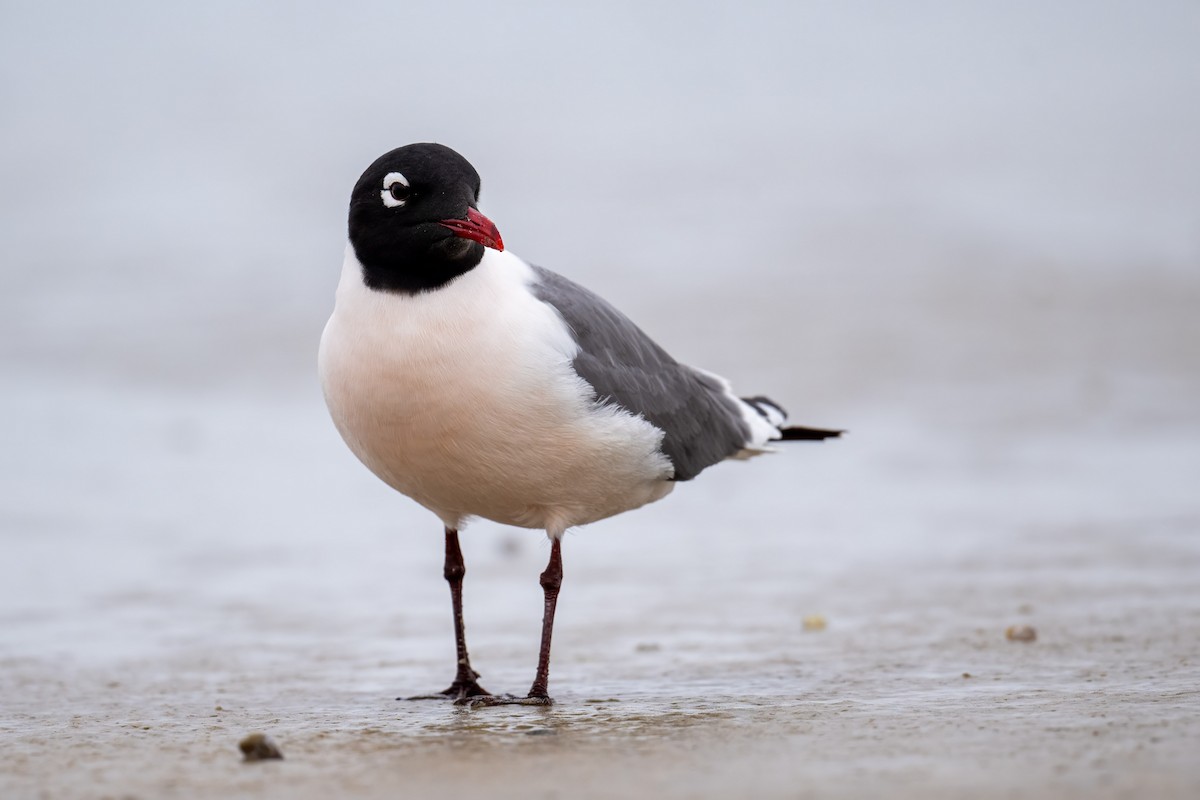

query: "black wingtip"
left=778, top=426, right=844, bottom=441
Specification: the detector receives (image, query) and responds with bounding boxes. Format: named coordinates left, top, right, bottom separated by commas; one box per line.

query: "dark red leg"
left=459, top=537, right=561, bottom=708
left=402, top=527, right=492, bottom=701
left=527, top=537, right=563, bottom=700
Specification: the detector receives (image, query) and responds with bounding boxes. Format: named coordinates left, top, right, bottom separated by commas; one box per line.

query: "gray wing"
left=530, top=265, right=751, bottom=481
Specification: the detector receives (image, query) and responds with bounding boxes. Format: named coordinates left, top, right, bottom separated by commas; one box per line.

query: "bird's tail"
left=777, top=424, right=843, bottom=440
left=741, top=395, right=843, bottom=441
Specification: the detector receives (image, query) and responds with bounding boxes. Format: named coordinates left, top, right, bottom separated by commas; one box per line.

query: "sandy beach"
left=2, top=2, right=1199, bottom=797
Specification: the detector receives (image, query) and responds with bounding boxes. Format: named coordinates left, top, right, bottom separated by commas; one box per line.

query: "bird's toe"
left=400, top=678, right=493, bottom=702
left=456, top=693, right=554, bottom=709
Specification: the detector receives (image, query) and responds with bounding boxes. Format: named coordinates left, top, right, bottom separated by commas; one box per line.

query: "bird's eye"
left=380, top=172, right=410, bottom=208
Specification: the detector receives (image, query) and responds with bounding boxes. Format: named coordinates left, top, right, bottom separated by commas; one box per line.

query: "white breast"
left=317, top=246, right=674, bottom=536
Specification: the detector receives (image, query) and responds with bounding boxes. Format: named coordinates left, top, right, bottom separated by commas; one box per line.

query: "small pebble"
left=239, top=732, right=284, bottom=761
left=962, top=672, right=972, bottom=679
left=1006, top=624, right=1037, bottom=642
left=802, top=614, right=827, bottom=631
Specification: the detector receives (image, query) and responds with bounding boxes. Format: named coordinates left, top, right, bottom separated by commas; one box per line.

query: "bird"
left=318, top=143, right=840, bottom=707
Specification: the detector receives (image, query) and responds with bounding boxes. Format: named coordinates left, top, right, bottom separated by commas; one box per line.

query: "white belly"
left=318, top=246, right=674, bottom=536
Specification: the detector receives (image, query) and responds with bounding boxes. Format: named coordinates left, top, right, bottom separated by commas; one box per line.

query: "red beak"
left=439, top=207, right=504, bottom=252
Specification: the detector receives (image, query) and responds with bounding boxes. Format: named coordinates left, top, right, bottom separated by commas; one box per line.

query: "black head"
left=348, top=143, right=504, bottom=294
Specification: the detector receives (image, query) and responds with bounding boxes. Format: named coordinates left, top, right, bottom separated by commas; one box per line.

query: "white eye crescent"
left=381, top=172, right=410, bottom=207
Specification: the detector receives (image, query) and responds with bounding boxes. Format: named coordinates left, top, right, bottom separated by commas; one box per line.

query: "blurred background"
left=3, top=1, right=1197, bottom=404
left=1, top=1, right=1198, bottom=795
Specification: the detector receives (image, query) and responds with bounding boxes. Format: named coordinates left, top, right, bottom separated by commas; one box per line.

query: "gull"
left=318, top=143, right=840, bottom=705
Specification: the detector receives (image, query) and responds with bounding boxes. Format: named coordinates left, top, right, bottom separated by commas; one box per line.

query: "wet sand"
left=3, top=356, right=1198, bottom=797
